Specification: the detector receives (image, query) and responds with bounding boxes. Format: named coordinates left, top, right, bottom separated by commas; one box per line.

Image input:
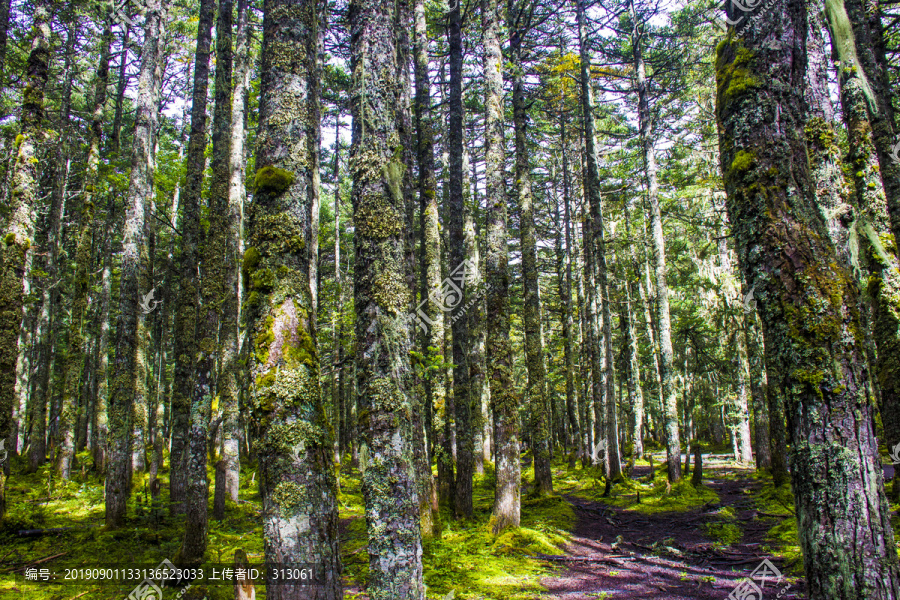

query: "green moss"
left=703, top=521, right=743, bottom=546
left=254, top=315, right=276, bottom=365
left=242, top=247, right=261, bottom=276
left=730, top=150, right=755, bottom=174
left=250, top=268, right=277, bottom=292
left=716, top=43, right=758, bottom=101
left=254, top=166, right=295, bottom=195
left=283, top=317, right=317, bottom=371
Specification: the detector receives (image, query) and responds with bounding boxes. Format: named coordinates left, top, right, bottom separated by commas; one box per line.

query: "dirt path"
left=536, top=467, right=806, bottom=599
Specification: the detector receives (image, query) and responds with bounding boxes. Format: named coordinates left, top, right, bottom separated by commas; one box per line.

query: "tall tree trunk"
left=349, top=0, right=424, bottom=593
left=623, top=276, right=644, bottom=465
left=731, top=322, right=754, bottom=464
left=223, top=0, right=251, bottom=503
left=510, top=0, right=553, bottom=496
left=106, top=0, right=163, bottom=528
left=331, top=121, right=343, bottom=467
left=718, top=238, right=753, bottom=464
left=170, top=0, right=215, bottom=516
left=180, top=0, right=235, bottom=566
left=413, top=0, right=440, bottom=536
left=559, top=115, right=580, bottom=462
left=466, top=144, right=488, bottom=476
left=395, top=0, right=433, bottom=539
left=446, top=0, right=474, bottom=518
left=0, top=0, right=12, bottom=84
left=57, top=9, right=114, bottom=480
left=716, top=1, right=900, bottom=595
left=581, top=197, right=602, bottom=465
left=483, top=0, right=520, bottom=533
left=248, top=0, right=341, bottom=596
left=628, top=0, right=678, bottom=481
left=0, top=0, right=52, bottom=518
left=575, top=205, right=593, bottom=464
left=826, top=0, right=900, bottom=503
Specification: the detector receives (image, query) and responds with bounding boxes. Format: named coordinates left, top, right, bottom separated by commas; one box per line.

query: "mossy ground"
left=2, top=450, right=899, bottom=598
left=551, top=455, right=718, bottom=515
left=0, top=453, right=573, bottom=600
left=341, top=459, right=574, bottom=599
left=0, top=451, right=263, bottom=599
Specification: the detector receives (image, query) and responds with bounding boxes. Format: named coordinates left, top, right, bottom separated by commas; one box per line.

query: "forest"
left=0, top=0, right=898, bottom=597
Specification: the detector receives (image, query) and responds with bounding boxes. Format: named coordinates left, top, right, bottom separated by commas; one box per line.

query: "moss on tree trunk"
left=716, top=0, right=900, bottom=594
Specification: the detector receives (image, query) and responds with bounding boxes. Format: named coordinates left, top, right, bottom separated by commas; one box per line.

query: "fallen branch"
left=4, top=552, right=68, bottom=573
left=16, top=525, right=99, bottom=537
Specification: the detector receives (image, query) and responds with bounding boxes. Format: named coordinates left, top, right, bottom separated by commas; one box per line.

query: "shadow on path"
left=534, top=466, right=806, bottom=599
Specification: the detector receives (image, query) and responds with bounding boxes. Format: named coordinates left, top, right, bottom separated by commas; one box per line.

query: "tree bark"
left=559, top=115, right=580, bottom=462
left=0, top=0, right=52, bottom=518
left=106, top=0, right=163, bottom=528
left=109, top=24, right=130, bottom=155
left=223, top=0, right=251, bottom=503
left=57, top=8, right=114, bottom=480
left=248, top=0, right=341, bottom=596
left=445, top=0, right=475, bottom=518
left=832, top=0, right=900, bottom=254
left=627, top=0, right=678, bottom=481
left=349, top=0, right=424, bottom=594
left=483, top=0, right=520, bottom=534
left=744, top=310, right=771, bottom=470
left=179, top=0, right=235, bottom=566
left=413, top=0, right=440, bottom=537
left=826, top=0, right=900, bottom=503
left=0, top=0, right=12, bottom=83
left=510, top=0, right=553, bottom=496
left=716, top=0, right=900, bottom=594
left=170, top=0, right=215, bottom=516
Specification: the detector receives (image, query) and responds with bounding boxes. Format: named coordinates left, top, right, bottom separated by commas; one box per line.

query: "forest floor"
left=2, top=449, right=893, bottom=599
left=536, top=458, right=806, bottom=600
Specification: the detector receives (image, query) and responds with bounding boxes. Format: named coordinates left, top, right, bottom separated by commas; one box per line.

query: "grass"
left=552, top=458, right=719, bottom=515
left=5, top=449, right=899, bottom=598
left=343, top=460, right=575, bottom=599
left=0, top=451, right=263, bottom=600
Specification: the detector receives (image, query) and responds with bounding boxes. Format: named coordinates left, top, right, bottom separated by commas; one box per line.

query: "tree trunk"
left=412, top=0, right=440, bottom=536
left=0, top=0, right=52, bottom=518
left=832, top=0, right=900, bottom=253
left=445, top=0, right=474, bottom=519
left=223, top=0, right=251, bottom=503
left=57, top=9, right=114, bottom=480
left=717, top=238, right=753, bottom=465
left=249, top=0, right=341, bottom=596
left=170, top=0, right=216, bottom=516
left=0, top=0, right=12, bottom=83
left=826, top=0, right=900, bottom=503
left=179, top=0, right=235, bottom=566
left=110, top=24, right=130, bottom=155
left=744, top=310, right=771, bottom=470
left=627, top=0, right=678, bottom=482
left=560, top=116, right=581, bottom=463
left=106, top=0, right=163, bottom=528
left=349, top=0, right=424, bottom=594
left=716, top=1, right=900, bottom=594
left=510, top=0, right=553, bottom=496
left=483, top=0, right=520, bottom=533
left=92, top=198, right=115, bottom=472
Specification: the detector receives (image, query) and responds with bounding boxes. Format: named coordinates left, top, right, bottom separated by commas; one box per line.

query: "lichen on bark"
left=248, top=0, right=341, bottom=596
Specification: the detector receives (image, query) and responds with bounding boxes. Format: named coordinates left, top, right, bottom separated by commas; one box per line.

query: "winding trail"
left=536, top=465, right=806, bottom=599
